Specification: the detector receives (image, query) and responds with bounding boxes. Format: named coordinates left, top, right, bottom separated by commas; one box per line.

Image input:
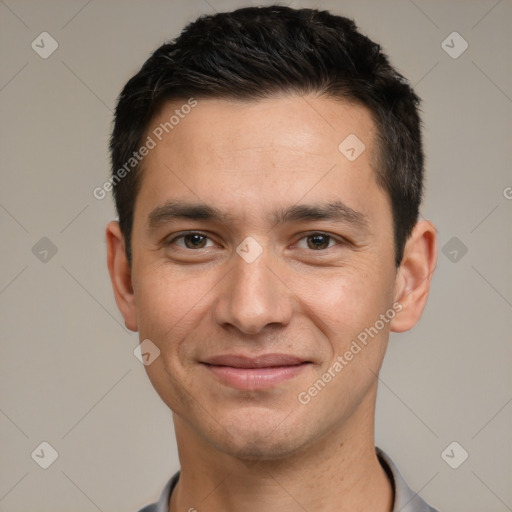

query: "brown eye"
left=305, top=233, right=334, bottom=250
left=183, top=234, right=207, bottom=249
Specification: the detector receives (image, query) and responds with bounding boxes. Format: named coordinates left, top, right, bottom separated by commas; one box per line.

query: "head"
left=106, top=5, right=436, bottom=461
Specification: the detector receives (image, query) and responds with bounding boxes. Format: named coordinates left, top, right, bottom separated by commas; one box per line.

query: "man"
left=106, top=5, right=438, bottom=511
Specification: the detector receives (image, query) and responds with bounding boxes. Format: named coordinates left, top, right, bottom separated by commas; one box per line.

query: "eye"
left=167, top=232, right=215, bottom=250
left=295, top=232, right=340, bottom=250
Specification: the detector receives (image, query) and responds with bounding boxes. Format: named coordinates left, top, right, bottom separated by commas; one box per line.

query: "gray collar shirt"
left=138, top=447, right=440, bottom=512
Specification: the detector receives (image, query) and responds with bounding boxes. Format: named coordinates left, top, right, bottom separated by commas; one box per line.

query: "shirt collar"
left=376, top=447, right=438, bottom=512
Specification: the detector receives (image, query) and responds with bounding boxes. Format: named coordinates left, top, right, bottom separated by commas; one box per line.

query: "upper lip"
left=203, top=354, right=309, bottom=368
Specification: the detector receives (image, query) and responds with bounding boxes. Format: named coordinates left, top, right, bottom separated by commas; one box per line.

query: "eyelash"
left=165, top=231, right=346, bottom=251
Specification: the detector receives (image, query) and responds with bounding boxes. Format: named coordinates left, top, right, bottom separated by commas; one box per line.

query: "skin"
left=106, top=94, right=437, bottom=512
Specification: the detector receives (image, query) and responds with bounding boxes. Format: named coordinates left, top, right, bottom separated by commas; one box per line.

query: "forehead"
left=147, top=94, right=377, bottom=165
left=134, top=94, right=388, bottom=227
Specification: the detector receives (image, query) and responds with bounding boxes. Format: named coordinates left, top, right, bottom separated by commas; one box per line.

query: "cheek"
left=291, top=264, right=391, bottom=340
left=133, top=264, right=217, bottom=351
left=133, top=267, right=214, bottom=410
left=293, top=268, right=393, bottom=415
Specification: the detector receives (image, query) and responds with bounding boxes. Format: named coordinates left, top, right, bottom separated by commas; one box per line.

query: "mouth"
left=201, top=354, right=312, bottom=390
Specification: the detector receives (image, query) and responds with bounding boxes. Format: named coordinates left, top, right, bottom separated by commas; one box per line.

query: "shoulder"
left=137, top=505, right=158, bottom=512
left=135, top=471, right=180, bottom=512
left=377, top=447, right=441, bottom=512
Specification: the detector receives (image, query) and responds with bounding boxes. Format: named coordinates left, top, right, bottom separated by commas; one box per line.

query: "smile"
left=202, top=354, right=312, bottom=390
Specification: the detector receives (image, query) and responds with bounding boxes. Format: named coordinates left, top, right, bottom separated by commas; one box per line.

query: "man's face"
left=128, top=94, right=400, bottom=459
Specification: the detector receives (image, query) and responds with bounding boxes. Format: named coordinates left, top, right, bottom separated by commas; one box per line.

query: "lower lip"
left=204, top=363, right=309, bottom=390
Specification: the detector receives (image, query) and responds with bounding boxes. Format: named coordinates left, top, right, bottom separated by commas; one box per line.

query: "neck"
left=169, top=388, right=393, bottom=512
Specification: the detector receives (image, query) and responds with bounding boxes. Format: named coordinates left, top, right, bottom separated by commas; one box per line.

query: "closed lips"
left=203, top=354, right=309, bottom=368
left=202, top=354, right=312, bottom=390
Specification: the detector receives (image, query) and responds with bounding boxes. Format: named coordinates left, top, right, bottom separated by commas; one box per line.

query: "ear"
left=390, top=220, right=437, bottom=333
left=106, top=221, right=138, bottom=332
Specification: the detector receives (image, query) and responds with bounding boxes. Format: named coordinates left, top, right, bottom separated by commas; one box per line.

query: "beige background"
left=1, top=0, right=511, bottom=511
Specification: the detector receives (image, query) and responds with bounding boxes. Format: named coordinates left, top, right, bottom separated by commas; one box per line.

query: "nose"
left=213, top=246, right=293, bottom=335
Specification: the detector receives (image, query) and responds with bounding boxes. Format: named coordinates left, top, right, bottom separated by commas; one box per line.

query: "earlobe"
left=390, top=220, right=437, bottom=333
left=106, top=221, right=138, bottom=332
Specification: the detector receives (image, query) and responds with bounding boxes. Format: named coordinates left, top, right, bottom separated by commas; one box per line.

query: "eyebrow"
left=147, top=200, right=369, bottom=232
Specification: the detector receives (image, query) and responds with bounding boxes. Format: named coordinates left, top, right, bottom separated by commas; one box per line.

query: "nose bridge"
left=214, top=243, right=292, bottom=334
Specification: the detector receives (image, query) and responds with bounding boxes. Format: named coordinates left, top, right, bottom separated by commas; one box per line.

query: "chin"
left=218, top=433, right=305, bottom=462
left=208, top=406, right=311, bottom=461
